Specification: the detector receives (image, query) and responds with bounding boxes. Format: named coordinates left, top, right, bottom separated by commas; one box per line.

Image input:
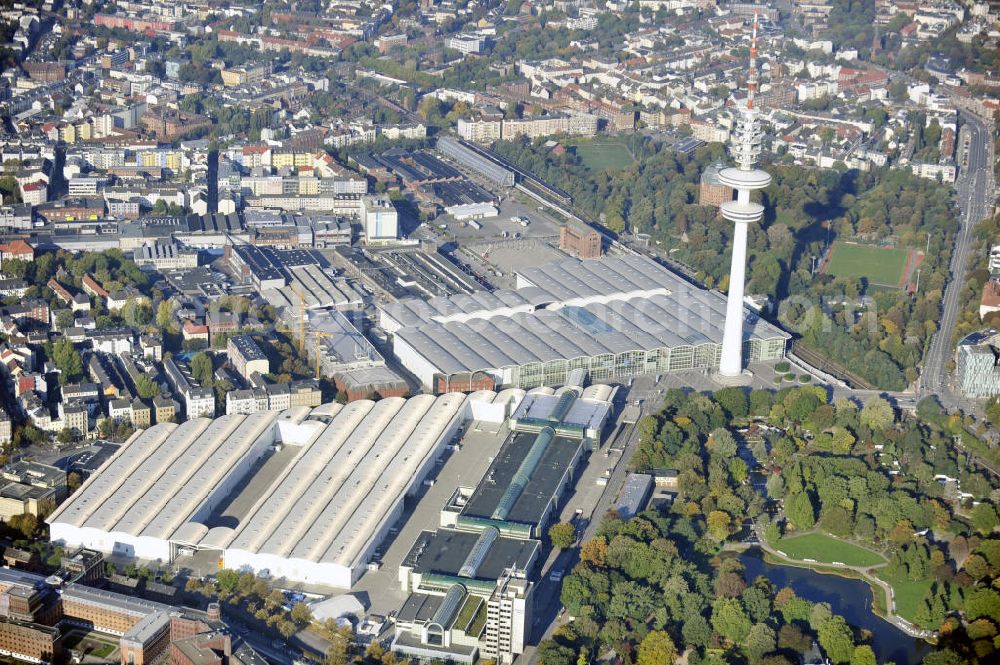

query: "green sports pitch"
left=574, top=141, right=636, bottom=171
left=822, top=242, right=910, bottom=287
left=776, top=533, right=885, bottom=567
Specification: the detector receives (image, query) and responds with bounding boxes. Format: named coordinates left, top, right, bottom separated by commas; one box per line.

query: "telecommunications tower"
left=716, top=14, right=771, bottom=381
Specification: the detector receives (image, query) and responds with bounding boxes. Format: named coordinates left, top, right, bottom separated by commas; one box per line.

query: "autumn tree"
left=548, top=522, right=577, bottom=550
left=707, top=510, right=731, bottom=541
left=637, top=630, right=677, bottom=665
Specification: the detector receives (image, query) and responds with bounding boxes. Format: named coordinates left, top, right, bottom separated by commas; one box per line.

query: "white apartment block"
left=482, top=572, right=532, bottom=664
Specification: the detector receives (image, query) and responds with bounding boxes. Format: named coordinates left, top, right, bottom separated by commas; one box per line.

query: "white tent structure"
left=48, top=393, right=496, bottom=588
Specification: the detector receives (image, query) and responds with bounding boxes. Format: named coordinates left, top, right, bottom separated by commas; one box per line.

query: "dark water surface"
left=740, top=550, right=932, bottom=665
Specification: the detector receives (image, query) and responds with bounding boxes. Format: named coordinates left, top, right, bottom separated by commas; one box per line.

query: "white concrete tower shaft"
left=717, top=14, right=772, bottom=378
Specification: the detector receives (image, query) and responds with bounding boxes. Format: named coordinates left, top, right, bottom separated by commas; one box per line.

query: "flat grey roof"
left=402, top=529, right=539, bottom=582
left=461, top=431, right=581, bottom=527
left=397, top=591, right=443, bottom=623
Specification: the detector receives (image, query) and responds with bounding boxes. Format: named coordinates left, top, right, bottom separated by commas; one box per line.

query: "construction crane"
left=293, top=284, right=306, bottom=355
left=313, top=330, right=332, bottom=380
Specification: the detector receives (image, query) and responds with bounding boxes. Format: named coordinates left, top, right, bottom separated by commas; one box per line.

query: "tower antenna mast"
left=715, top=12, right=773, bottom=383
left=747, top=12, right=758, bottom=111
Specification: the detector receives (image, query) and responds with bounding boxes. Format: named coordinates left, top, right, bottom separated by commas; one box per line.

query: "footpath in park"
left=749, top=533, right=938, bottom=641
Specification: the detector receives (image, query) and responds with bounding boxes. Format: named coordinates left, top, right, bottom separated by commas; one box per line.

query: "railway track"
left=791, top=342, right=876, bottom=390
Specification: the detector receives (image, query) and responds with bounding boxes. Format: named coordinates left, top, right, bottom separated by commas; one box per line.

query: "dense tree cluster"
left=545, top=509, right=886, bottom=665
left=186, top=569, right=313, bottom=640
left=538, top=387, right=1000, bottom=664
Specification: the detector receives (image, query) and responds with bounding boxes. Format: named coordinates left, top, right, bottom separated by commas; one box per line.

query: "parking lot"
left=439, top=195, right=564, bottom=243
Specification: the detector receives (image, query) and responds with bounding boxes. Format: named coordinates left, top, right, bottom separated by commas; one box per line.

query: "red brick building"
left=141, top=107, right=212, bottom=141
left=699, top=162, right=734, bottom=207
left=559, top=224, right=603, bottom=259
left=22, top=62, right=66, bottom=82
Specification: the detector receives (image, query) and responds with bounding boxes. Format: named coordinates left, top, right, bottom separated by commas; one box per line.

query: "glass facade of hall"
left=452, top=338, right=787, bottom=390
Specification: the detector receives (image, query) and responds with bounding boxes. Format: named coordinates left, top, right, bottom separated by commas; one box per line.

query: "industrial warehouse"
left=378, top=254, right=790, bottom=391
left=46, top=381, right=613, bottom=586
left=48, top=395, right=472, bottom=588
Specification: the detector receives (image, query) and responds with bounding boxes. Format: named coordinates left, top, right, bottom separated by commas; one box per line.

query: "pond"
left=740, top=550, right=932, bottom=665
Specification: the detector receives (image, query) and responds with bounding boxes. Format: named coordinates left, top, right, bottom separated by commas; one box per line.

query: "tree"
left=0, top=259, right=28, bottom=278
left=859, top=397, right=893, bottom=431
left=809, top=602, right=833, bottom=630
left=67, top=471, right=82, bottom=493
left=714, top=571, right=746, bottom=598
left=215, top=569, right=240, bottom=593
left=537, top=640, right=576, bottom=665
left=290, top=601, right=313, bottom=625
left=55, top=310, right=75, bottom=329
left=580, top=537, right=606, bottom=566
left=51, top=338, right=83, bottom=385
left=965, top=588, right=1000, bottom=623
left=971, top=503, right=999, bottom=535
left=121, top=298, right=152, bottom=326
left=8, top=513, right=37, bottom=538
left=747, top=623, right=777, bottom=662
left=778, top=623, right=811, bottom=653
left=921, top=650, right=965, bottom=665
left=850, top=645, right=876, bottom=665
left=637, top=630, right=676, bottom=665
left=707, top=510, right=731, bottom=541
left=156, top=300, right=175, bottom=330
left=712, top=598, right=751, bottom=643
left=135, top=374, right=160, bottom=399
left=742, top=587, right=771, bottom=624
left=190, top=352, right=214, bottom=387
left=708, top=429, right=738, bottom=458
left=682, top=614, right=711, bottom=647
left=325, top=626, right=350, bottom=665
left=548, top=522, right=577, bottom=549
left=916, top=396, right=945, bottom=425
left=750, top=389, right=774, bottom=416
left=817, top=616, right=855, bottom=664
left=785, top=491, right=816, bottom=530
left=715, top=387, right=749, bottom=419
left=820, top=506, right=854, bottom=538
left=364, top=642, right=385, bottom=664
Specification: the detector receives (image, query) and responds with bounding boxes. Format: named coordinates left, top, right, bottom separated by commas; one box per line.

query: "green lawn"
left=823, top=242, right=909, bottom=287
left=61, top=629, right=119, bottom=658
left=775, top=533, right=885, bottom=567
left=877, top=569, right=933, bottom=626
left=574, top=141, right=635, bottom=171
left=92, top=644, right=116, bottom=658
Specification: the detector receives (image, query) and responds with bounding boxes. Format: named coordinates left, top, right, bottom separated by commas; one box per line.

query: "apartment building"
left=227, top=335, right=269, bottom=381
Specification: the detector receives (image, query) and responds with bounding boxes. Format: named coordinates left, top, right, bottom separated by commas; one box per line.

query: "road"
left=920, top=110, right=994, bottom=406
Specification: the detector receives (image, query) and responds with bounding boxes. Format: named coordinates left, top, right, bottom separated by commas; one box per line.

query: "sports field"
left=574, top=141, right=635, bottom=171
left=823, top=242, right=909, bottom=287
left=776, top=533, right=885, bottom=567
